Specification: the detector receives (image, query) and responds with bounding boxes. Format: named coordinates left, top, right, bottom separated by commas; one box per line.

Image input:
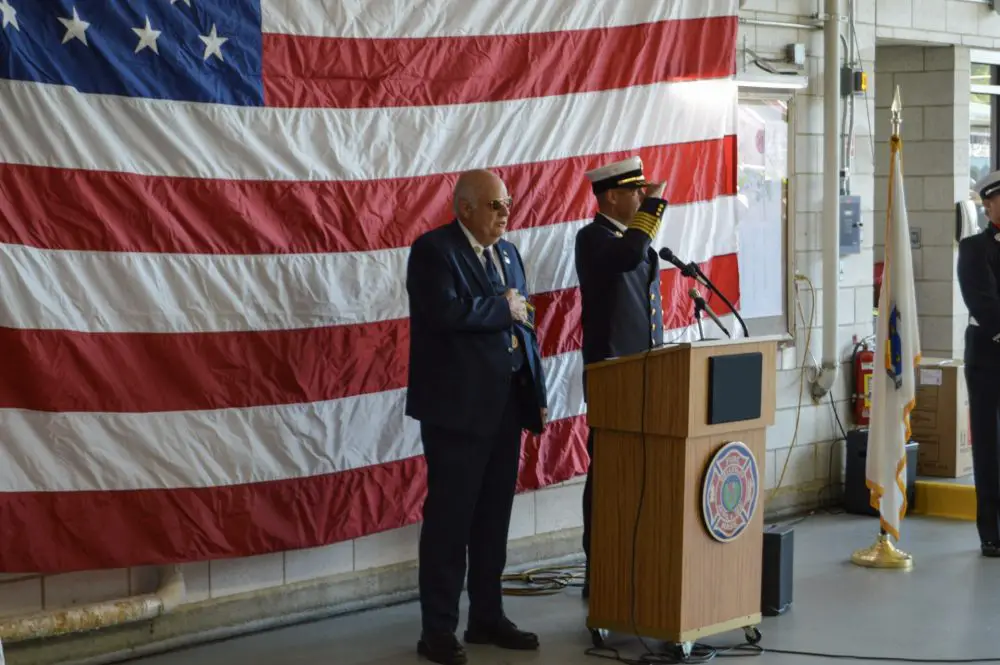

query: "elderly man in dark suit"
left=405, top=169, right=549, bottom=665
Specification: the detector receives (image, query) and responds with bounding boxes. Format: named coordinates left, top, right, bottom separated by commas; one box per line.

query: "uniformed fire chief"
left=575, top=156, right=669, bottom=596
left=957, top=169, right=1000, bottom=558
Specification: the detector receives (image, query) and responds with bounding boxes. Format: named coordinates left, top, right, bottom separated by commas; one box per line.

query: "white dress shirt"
left=458, top=221, right=507, bottom=286
left=599, top=213, right=628, bottom=233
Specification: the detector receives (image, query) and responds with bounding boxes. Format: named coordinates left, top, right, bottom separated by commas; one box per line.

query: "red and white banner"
left=0, top=0, right=740, bottom=572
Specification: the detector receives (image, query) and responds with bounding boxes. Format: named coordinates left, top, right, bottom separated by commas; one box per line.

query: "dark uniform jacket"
left=405, top=220, right=548, bottom=436
left=575, top=196, right=668, bottom=369
left=958, top=224, right=1000, bottom=368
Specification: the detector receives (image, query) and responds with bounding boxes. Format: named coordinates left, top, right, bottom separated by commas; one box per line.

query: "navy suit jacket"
left=405, top=220, right=548, bottom=437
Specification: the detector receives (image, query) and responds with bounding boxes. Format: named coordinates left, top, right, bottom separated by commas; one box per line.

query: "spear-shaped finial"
left=891, top=85, right=902, bottom=138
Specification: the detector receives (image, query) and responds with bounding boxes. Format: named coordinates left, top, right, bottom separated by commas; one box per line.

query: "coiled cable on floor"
left=500, top=563, right=585, bottom=596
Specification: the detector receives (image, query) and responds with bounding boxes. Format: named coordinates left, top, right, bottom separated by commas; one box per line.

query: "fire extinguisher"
left=852, top=339, right=875, bottom=426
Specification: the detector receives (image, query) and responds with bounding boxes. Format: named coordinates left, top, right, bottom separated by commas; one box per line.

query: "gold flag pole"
left=850, top=86, right=913, bottom=571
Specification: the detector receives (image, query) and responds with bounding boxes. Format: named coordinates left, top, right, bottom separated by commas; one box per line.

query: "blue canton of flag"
left=0, top=0, right=263, bottom=105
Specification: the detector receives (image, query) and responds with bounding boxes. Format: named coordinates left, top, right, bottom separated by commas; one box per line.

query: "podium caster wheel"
left=744, top=626, right=762, bottom=645
left=590, top=628, right=608, bottom=648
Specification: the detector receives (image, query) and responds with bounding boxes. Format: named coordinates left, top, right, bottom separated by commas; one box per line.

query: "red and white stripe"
left=0, top=0, right=741, bottom=573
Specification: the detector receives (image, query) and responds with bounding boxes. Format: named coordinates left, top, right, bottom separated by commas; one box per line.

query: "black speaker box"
left=843, top=428, right=918, bottom=516
left=761, top=523, right=794, bottom=617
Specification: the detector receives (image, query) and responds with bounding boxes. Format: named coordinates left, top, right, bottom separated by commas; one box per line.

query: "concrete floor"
left=129, top=513, right=999, bottom=665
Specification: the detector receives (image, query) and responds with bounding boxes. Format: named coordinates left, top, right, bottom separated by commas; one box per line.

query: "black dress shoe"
left=417, top=632, right=468, bottom=665
left=982, top=542, right=1000, bottom=558
left=464, top=617, right=540, bottom=650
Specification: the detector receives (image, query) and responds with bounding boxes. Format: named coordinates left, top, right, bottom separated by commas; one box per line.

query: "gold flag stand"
left=849, top=86, right=914, bottom=572
left=850, top=529, right=913, bottom=570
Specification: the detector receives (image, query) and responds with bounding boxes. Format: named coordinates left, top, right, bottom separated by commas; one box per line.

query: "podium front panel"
left=707, top=352, right=763, bottom=424
left=680, top=342, right=777, bottom=439
left=586, top=426, right=767, bottom=642
left=678, top=429, right=765, bottom=635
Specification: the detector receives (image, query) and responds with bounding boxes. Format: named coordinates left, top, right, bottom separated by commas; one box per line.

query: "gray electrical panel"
left=839, top=195, right=862, bottom=255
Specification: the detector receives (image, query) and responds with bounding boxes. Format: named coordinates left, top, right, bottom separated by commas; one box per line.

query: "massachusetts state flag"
left=866, top=132, right=921, bottom=540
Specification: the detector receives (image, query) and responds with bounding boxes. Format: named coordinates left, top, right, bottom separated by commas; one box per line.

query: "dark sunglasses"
left=488, top=197, right=513, bottom=211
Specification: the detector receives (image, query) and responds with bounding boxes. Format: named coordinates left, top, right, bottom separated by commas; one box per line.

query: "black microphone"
left=688, top=287, right=730, bottom=338
left=657, top=247, right=701, bottom=281
left=657, top=246, right=750, bottom=338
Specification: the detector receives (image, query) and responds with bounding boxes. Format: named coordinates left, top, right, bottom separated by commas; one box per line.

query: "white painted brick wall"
left=5, top=0, right=1000, bottom=624
left=179, top=562, right=211, bottom=604
left=912, top=0, right=951, bottom=33
left=534, top=482, right=585, bottom=534
left=44, top=569, right=128, bottom=609
left=0, top=578, right=41, bottom=618
left=353, top=524, right=420, bottom=572
left=284, top=541, right=354, bottom=585
left=878, top=0, right=913, bottom=29
left=947, top=0, right=984, bottom=35
left=209, top=553, right=284, bottom=599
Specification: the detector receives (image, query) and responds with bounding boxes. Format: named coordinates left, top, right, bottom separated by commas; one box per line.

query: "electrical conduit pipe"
left=0, top=565, right=185, bottom=643
left=814, top=0, right=842, bottom=398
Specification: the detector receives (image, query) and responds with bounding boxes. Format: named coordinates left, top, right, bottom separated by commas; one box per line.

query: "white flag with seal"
left=866, top=132, right=921, bottom=540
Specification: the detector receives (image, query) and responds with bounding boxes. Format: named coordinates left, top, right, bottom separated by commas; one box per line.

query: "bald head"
left=453, top=170, right=501, bottom=214
left=453, top=169, right=512, bottom=246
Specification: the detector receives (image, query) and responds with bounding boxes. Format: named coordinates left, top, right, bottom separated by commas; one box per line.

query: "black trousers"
left=966, top=364, right=1000, bottom=545
left=418, top=379, right=523, bottom=636
left=582, top=427, right=595, bottom=565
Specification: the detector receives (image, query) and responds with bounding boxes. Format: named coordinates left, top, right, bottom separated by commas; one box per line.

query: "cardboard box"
left=911, top=358, right=972, bottom=478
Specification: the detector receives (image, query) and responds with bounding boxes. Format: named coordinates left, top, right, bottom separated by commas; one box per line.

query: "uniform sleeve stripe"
left=629, top=212, right=662, bottom=237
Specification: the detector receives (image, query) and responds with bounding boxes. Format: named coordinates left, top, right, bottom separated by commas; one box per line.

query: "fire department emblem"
left=701, top=441, right=759, bottom=543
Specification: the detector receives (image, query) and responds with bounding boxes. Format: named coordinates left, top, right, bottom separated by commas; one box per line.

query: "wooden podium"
left=584, top=336, right=780, bottom=652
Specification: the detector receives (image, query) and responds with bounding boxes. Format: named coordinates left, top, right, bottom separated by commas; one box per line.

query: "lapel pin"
left=502, top=249, right=511, bottom=264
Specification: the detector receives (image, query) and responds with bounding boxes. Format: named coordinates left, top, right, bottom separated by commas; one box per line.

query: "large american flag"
left=0, top=0, right=740, bottom=573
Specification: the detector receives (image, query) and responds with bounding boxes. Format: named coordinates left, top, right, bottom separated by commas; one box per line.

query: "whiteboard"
left=736, top=112, right=786, bottom=320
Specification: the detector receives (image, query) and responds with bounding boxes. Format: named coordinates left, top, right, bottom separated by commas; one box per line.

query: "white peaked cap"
left=584, top=156, right=651, bottom=194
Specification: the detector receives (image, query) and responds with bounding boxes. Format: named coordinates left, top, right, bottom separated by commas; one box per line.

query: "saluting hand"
left=505, top=288, right=528, bottom=323
left=644, top=181, right=666, bottom=199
